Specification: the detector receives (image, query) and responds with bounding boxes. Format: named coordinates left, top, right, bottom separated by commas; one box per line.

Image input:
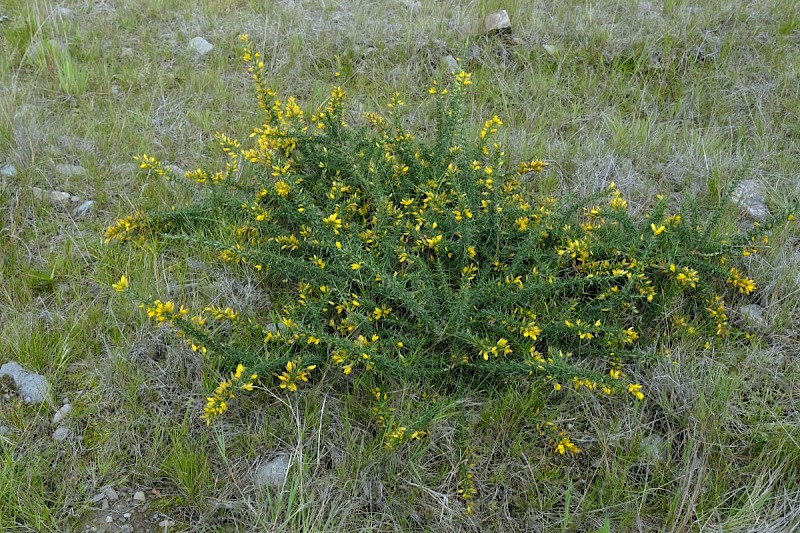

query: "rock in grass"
left=188, top=37, right=213, bottom=57
left=731, top=180, right=770, bottom=221
left=739, top=304, right=767, bottom=329
left=0, top=361, right=49, bottom=404
left=254, top=454, right=291, bottom=488
left=52, top=426, right=70, bottom=442
left=73, top=200, right=95, bottom=217
left=0, top=163, right=16, bottom=178
left=103, top=486, right=119, bottom=502
left=52, top=403, right=72, bottom=425
left=485, top=9, right=512, bottom=34
left=442, top=54, right=459, bottom=73
left=55, top=163, right=88, bottom=177
left=133, top=490, right=146, bottom=502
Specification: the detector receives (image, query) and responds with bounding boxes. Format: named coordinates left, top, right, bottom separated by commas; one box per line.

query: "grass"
left=1, top=0, right=799, bottom=531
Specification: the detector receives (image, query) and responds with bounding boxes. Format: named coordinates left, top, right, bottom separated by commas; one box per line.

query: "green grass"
left=1, top=0, right=799, bottom=531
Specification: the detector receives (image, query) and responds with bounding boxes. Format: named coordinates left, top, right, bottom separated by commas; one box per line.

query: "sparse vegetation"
left=1, top=1, right=799, bottom=531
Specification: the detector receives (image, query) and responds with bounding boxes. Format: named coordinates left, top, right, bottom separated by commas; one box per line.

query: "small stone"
left=0, top=361, right=49, bottom=404
left=133, top=490, right=146, bottom=502
left=55, top=163, right=88, bottom=177
left=55, top=6, right=74, bottom=17
left=441, top=54, right=459, bottom=73
left=119, top=525, right=133, bottom=533
left=731, top=180, right=770, bottom=221
left=31, top=187, right=78, bottom=203
left=91, top=492, right=107, bottom=504
left=188, top=37, right=213, bottom=57
left=73, top=200, right=95, bottom=217
left=104, top=487, right=119, bottom=502
left=166, top=164, right=186, bottom=178
left=509, top=36, right=525, bottom=46
left=466, top=44, right=481, bottom=62
left=739, top=304, right=767, bottom=329
left=254, top=454, right=291, bottom=488
left=52, top=403, right=72, bottom=425
left=0, top=425, right=10, bottom=436
left=101, top=499, right=109, bottom=510
left=0, top=163, right=17, bottom=177
left=158, top=519, right=175, bottom=528
left=542, top=44, right=558, bottom=57
left=123, top=512, right=132, bottom=519
left=52, top=426, right=70, bottom=442
left=485, top=9, right=512, bottom=34
left=105, top=515, right=114, bottom=524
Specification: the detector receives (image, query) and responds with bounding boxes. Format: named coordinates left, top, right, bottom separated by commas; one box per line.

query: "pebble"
left=441, top=54, right=459, bottom=73
left=54, top=163, right=88, bottom=177
left=254, top=453, right=291, bottom=488
left=31, top=187, right=79, bottom=204
left=52, top=426, right=70, bottom=441
left=133, top=490, right=146, bottom=502
left=485, top=9, right=512, bottom=34
left=732, top=180, right=770, bottom=221
left=188, top=36, right=213, bottom=57
left=739, top=304, right=767, bottom=329
left=0, top=163, right=17, bottom=177
left=119, top=525, right=133, bottom=533
left=543, top=44, right=558, bottom=57
left=73, top=200, right=95, bottom=217
left=105, top=515, right=113, bottom=524
left=52, top=403, right=72, bottom=425
left=123, top=512, right=132, bottom=519
left=0, top=361, right=50, bottom=403
left=101, top=499, right=109, bottom=510
left=91, top=492, right=107, bottom=504
left=158, top=519, right=175, bottom=528
left=104, top=486, right=119, bottom=502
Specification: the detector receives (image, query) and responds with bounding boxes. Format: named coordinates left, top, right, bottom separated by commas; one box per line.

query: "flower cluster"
left=201, top=363, right=258, bottom=425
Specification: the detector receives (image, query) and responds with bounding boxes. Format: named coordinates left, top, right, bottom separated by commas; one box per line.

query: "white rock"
left=441, top=54, right=459, bottom=73
left=158, top=519, right=175, bottom=528
left=52, top=403, right=72, bottom=425
left=542, top=44, right=558, bottom=57
left=52, top=426, right=70, bottom=442
left=0, top=361, right=49, bottom=403
left=31, top=187, right=79, bottom=203
left=105, top=515, right=113, bottom=523
left=188, top=37, right=213, bottom=57
left=101, top=499, right=109, bottom=510
left=103, top=486, right=119, bottom=502
left=73, top=200, right=95, bottom=217
left=55, top=6, right=74, bottom=17
left=91, top=492, right=106, bottom=503
left=485, top=9, right=511, bottom=34
left=0, top=425, right=9, bottom=435
left=0, top=163, right=17, bottom=177
left=731, top=180, right=770, bottom=221
left=739, top=304, right=767, bottom=329
left=123, top=512, right=132, bottom=519
left=55, top=163, right=88, bottom=177
left=133, top=490, right=146, bottom=502
left=255, top=454, right=291, bottom=488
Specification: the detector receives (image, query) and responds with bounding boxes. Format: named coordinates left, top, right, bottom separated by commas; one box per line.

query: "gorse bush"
left=107, top=36, right=786, bottom=457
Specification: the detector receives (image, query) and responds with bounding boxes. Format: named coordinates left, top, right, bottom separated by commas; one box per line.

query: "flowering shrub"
left=107, top=36, right=788, bottom=463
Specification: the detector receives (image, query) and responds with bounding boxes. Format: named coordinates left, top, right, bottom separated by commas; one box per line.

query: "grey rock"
left=0, top=425, right=9, bottom=436
left=119, top=525, right=133, bottom=533
left=101, top=499, right=110, bottom=510
left=133, top=490, right=146, bottom=502
left=167, top=164, right=186, bottom=179
left=123, top=512, right=132, bottom=519
left=441, top=54, right=459, bottom=73
left=111, top=84, right=123, bottom=98
left=105, top=515, right=113, bottom=523
left=188, top=37, right=213, bottom=57
left=52, top=403, right=72, bottom=425
left=466, top=44, right=481, bottom=62
left=0, top=361, right=49, bottom=403
left=103, top=486, right=119, bottom=502
left=158, top=519, right=175, bottom=528
left=31, top=187, right=79, bottom=203
left=73, top=200, right=95, bottom=217
left=731, top=180, right=770, bottom=221
left=485, top=9, right=511, bottom=34
left=542, top=44, right=558, bottom=57
left=264, top=322, right=288, bottom=334
left=52, top=426, right=70, bottom=442
left=739, top=304, right=767, bottom=329
left=255, top=453, right=291, bottom=488
left=54, top=6, right=74, bottom=17
left=0, top=163, right=17, bottom=177
left=55, top=163, right=88, bottom=177
left=91, top=492, right=107, bottom=504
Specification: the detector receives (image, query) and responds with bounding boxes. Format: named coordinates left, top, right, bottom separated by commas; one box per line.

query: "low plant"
left=106, top=35, right=791, bottom=470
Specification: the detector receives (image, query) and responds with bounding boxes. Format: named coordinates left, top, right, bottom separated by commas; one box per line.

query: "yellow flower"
left=112, top=275, right=129, bottom=292
left=627, top=383, right=644, bottom=400
left=650, top=223, right=666, bottom=236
